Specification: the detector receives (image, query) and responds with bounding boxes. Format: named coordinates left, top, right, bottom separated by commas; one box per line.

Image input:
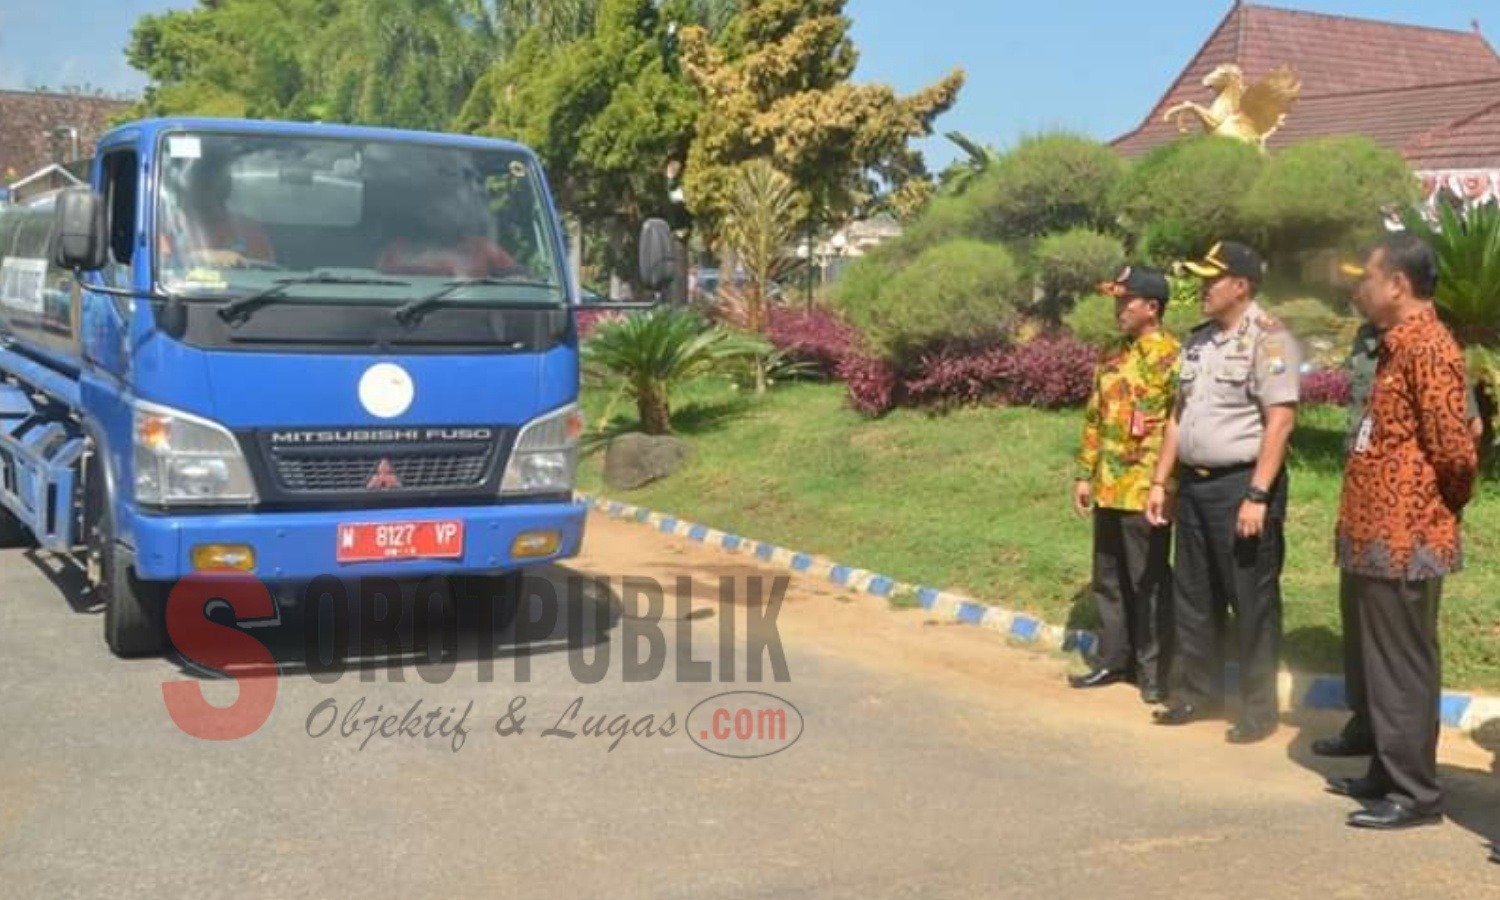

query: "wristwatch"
left=1245, top=485, right=1270, bottom=504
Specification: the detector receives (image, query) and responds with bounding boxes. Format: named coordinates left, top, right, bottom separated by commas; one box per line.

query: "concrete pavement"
left=0, top=512, right=1497, bottom=899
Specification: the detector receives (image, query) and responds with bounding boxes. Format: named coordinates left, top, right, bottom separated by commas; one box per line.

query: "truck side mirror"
left=639, top=218, right=676, bottom=292
left=52, top=186, right=108, bottom=272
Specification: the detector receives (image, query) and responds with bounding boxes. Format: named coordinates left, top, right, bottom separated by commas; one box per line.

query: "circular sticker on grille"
left=358, top=363, right=415, bottom=419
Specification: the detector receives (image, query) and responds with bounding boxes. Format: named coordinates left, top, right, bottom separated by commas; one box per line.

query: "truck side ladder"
left=0, top=344, right=87, bottom=552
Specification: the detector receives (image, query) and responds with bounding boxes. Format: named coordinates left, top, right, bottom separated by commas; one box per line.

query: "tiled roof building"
left=1113, top=2, right=1500, bottom=206
left=0, top=90, right=132, bottom=192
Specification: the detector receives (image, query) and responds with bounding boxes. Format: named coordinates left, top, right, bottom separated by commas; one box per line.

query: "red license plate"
left=336, top=520, right=464, bottom=563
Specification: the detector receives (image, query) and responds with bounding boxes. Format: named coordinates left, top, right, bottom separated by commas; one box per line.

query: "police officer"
left=1145, top=241, right=1301, bottom=744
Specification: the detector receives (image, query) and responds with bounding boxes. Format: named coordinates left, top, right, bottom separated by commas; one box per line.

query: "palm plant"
left=1399, top=201, right=1500, bottom=345
left=1399, top=201, right=1500, bottom=451
left=582, top=306, right=771, bottom=435
left=714, top=159, right=802, bottom=392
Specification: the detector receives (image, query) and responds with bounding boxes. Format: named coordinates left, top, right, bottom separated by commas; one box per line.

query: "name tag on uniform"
left=1354, top=416, right=1373, bottom=453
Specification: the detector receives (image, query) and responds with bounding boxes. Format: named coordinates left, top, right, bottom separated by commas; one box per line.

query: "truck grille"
left=251, top=426, right=509, bottom=500
left=274, top=449, right=492, bottom=493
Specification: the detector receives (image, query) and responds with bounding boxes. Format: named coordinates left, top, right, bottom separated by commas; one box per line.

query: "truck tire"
left=86, top=455, right=168, bottom=657
left=450, top=571, right=524, bottom=633
left=0, top=504, right=32, bottom=549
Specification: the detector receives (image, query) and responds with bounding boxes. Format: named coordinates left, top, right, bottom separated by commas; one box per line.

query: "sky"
left=0, top=0, right=1494, bottom=170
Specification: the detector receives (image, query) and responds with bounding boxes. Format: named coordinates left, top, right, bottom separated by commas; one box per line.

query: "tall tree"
left=457, top=0, right=708, bottom=287
left=314, top=0, right=499, bottom=129
left=125, top=0, right=496, bottom=130
left=676, top=0, right=964, bottom=243
left=126, top=0, right=342, bottom=118
left=496, top=0, right=599, bottom=53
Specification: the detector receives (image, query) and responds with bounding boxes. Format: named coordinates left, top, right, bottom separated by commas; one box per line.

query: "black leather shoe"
left=1226, top=721, right=1277, bottom=744
left=1347, top=800, right=1442, bottom=830
left=1068, top=668, right=1129, bottom=689
left=1311, top=735, right=1373, bottom=757
left=1325, top=776, right=1386, bottom=800
left=1489, top=843, right=1500, bottom=864
left=1153, top=704, right=1212, bottom=725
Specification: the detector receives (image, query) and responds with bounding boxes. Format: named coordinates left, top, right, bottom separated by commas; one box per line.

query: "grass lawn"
left=578, top=378, right=1500, bottom=693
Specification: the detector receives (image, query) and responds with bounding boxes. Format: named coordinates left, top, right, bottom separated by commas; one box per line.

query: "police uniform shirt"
left=1175, top=302, right=1302, bottom=469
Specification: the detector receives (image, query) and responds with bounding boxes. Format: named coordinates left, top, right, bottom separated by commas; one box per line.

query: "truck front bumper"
left=126, top=500, right=588, bottom=582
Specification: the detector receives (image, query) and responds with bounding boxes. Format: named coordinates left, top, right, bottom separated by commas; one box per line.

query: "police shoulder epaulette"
left=1255, top=313, right=1286, bottom=333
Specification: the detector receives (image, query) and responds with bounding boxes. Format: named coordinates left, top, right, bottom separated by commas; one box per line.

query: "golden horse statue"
left=1162, top=63, right=1302, bottom=151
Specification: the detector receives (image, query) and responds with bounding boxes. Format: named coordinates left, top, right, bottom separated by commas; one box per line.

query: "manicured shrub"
left=1111, top=136, right=1265, bottom=267
left=1034, top=228, right=1126, bottom=321
left=766, top=304, right=860, bottom=377
left=973, top=132, right=1124, bottom=241
left=903, top=345, right=1013, bottom=409
left=838, top=354, right=899, bottom=416
left=1239, top=136, right=1419, bottom=257
left=576, top=307, right=629, bottom=341
left=1002, top=335, right=1098, bottom=409
left=834, top=239, right=1023, bottom=366
left=1300, top=367, right=1354, bottom=407
left=1063, top=288, right=1202, bottom=347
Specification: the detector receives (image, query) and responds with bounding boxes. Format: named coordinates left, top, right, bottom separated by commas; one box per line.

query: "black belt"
left=1181, top=461, right=1255, bottom=480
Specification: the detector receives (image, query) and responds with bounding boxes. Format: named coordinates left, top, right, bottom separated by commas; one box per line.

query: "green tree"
left=313, top=0, right=499, bottom=129
left=126, top=0, right=496, bottom=129
left=676, top=0, right=964, bottom=243
left=126, top=0, right=343, bottom=118
left=457, top=0, right=702, bottom=288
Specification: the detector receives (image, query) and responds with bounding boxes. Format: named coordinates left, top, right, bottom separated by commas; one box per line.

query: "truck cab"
left=0, top=117, right=667, bottom=657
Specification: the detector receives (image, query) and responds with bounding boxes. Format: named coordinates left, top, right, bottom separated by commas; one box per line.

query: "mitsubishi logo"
left=366, top=458, right=402, bottom=490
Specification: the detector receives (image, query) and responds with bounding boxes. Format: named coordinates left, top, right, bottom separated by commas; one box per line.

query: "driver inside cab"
left=160, top=155, right=276, bottom=271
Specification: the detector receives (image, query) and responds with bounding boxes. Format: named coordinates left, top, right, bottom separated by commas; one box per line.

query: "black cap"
left=1177, top=240, right=1265, bottom=283
left=1099, top=264, right=1170, bottom=303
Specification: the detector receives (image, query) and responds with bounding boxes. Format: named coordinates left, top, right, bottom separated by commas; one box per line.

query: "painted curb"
left=577, top=492, right=1500, bottom=738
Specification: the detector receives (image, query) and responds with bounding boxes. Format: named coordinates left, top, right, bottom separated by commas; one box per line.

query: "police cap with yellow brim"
left=1174, top=240, right=1266, bottom=283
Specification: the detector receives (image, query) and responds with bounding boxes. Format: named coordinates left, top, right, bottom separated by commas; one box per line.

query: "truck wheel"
left=449, top=571, right=524, bottom=633
left=87, top=456, right=168, bottom=657
left=0, top=504, right=32, bottom=549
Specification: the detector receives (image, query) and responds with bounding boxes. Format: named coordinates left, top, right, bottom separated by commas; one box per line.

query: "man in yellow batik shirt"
left=1070, top=265, right=1182, bottom=705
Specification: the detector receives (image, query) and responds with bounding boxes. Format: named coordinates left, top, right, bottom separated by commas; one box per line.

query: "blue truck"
left=0, top=117, right=670, bottom=656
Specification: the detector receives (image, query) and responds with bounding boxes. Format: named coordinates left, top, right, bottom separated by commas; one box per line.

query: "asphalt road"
left=2, top=512, right=1499, bottom=899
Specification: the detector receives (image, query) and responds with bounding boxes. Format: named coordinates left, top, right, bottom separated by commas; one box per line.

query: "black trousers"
left=1089, top=508, right=1172, bottom=686
left=1337, top=571, right=1373, bottom=746
left=1349, top=573, right=1444, bottom=815
left=1170, top=466, right=1286, bottom=727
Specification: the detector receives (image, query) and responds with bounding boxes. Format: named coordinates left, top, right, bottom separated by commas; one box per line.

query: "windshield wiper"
left=392, top=276, right=561, bottom=327
left=217, top=274, right=412, bottom=325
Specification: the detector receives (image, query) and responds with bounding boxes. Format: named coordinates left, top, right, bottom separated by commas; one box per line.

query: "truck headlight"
left=500, top=402, right=582, bottom=496
left=134, top=402, right=257, bottom=505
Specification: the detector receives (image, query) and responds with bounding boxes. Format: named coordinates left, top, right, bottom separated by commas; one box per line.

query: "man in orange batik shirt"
left=1325, top=233, right=1477, bottom=833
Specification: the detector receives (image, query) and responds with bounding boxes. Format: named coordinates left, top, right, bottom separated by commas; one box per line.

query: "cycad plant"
left=583, top=306, right=771, bottom=435
left=1399, top=201, right=1500, bottom=344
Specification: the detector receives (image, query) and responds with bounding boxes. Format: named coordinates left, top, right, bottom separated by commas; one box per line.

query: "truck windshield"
left=154, top=131, right=564, bottom=309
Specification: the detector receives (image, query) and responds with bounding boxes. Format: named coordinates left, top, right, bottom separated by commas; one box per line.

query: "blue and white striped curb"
left=576, top=492, right=1500, bottom=737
